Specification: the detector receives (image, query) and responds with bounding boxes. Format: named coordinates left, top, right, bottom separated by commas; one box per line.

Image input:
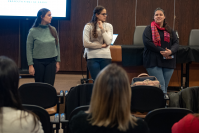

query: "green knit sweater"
left=26, top=24, right=60, bottom=66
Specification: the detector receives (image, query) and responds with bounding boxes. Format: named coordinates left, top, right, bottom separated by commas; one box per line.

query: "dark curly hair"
left=90, top=5, right=105, bottom=38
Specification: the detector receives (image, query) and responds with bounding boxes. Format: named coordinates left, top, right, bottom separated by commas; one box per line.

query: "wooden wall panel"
left=189, top=63, right=199, bottom=87
left=0, top=0, right=198, bottom=71
left=136, top=0, right=174, bottom=29
left=99, top=0, right=136, bottom=45
left=168, top=64, right=182, bottom=87
left=0, top=19, right=20, bottom=66
left=175, top=0, right=199, bottom=46
left=59, top=0, right=97, bottom=71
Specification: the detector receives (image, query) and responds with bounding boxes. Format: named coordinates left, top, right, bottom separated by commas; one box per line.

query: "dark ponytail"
left=33, top=8, right=58, bottom=45
left=48, top=26, right=58, bottom=45
left=90, top=5, right=105, bottom=38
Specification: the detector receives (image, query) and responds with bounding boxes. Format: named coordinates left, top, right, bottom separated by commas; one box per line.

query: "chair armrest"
left=60, top=120, right=69, bottom=123
left=50, top=121, right=60, bottom=124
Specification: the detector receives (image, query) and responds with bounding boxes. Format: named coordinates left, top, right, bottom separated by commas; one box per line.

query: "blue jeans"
left=87, top=58, right=111, bottom=81
left=146, top=66, right=174, bottom=94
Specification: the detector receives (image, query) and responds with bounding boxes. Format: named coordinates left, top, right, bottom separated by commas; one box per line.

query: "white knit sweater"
left=83, top=22, right=113, bottom=59
left=1, top=107, right=44, bottom=133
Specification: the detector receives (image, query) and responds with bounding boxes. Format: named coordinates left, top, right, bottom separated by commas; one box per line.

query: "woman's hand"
left=56, top=62, right=60, bottom=73
left=160, top=48, right=172, bottom=57
left=97, top=21, right=103, bottom=30
left=29, top=65, right=35, bottom=76
left=160, top=48, right=173, bottom=59
left=102, top=44, right=108, bottom=48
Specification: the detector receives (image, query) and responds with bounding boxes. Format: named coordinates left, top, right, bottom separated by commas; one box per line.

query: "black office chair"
left=133, top=26, right=147, bottom=45
left=168, top=91, right=181, bottom=107
left=22, top=104, right=53, bottom=133
left=181, top=29, right=199, bottom=87
left=179, top=86, right=199, bottom=113
left=64, top=83, right=93, bottom=120
left=145, top=108, right=193, bottom=133
left=131, top=86, right=165, bottom=118
left=131, top=85, right=165, bottom=112
left=68, top=105, right=90, bottom=122
left=19, top=82, right=64, bottom=133
left=61, top=84, right=93, bottom=133
left=61, top=105, right=90, bottom=133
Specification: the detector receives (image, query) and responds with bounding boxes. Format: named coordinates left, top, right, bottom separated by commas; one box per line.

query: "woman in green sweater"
left=26, top=8, right=60, bottom=86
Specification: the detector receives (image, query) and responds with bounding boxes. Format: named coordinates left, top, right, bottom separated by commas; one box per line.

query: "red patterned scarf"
left=151, top=21, right=170, bottom=47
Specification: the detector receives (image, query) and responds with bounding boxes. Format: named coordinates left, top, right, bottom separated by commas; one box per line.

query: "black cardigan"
left=69, top=111, right=149, bottom=133
left=143, top=25, right=179, bottom=69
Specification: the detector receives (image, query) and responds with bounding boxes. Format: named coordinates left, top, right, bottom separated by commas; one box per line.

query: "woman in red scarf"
left=143, top=8, right=179, bottom=98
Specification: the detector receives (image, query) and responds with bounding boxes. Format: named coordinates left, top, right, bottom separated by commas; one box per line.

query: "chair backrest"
left=133, top=26, right=147, bottom=45
left=168, top=91, right=181, bottom=107
left=189, top=29, right=199, bottom=46
left=19, top=82, right=57, bottom=109
left=145, top=108, right=193, bottom=133
left=22, top=104, right=52, bottom=133
left=69, top=105, right=90, bottom=121
left=66, top=105, right=89, bottom=133
left=179, top=86, right=199, bottom=113
left=131, top=86, right=165, bottom=112
left=65, top=83, right=93, bottom=119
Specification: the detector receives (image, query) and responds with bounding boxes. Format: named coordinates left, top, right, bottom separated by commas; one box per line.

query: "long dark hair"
left=154, top=7, right=172, bottom=38
left=33, top=8, right=58, bottom=45
left=0, top=56, right=38, bottom=131
left=90, top=5, right=105, bottom=38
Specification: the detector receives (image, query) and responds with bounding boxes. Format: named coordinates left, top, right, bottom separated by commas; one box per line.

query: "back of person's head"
left=0, top=56, right=40, bottom=132
left=88, top=63, right=137, bottom=131
left=0, top=56, right=22, bottom=109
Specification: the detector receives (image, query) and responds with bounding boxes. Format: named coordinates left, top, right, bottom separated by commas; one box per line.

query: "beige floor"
left=19, top=74, right=86, bottom=92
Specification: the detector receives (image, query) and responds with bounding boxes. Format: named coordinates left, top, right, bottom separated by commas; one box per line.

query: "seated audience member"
left=0, top=56, right=44, bottom=133
left=172, top=113, right=199, bottom=133
left=70, top=64, right=149, bottom=133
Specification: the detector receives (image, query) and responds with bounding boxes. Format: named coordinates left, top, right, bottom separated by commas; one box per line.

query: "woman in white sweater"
left=0, top=56, right=43, bottom=133
left=83, top=5, right=113, bottom=81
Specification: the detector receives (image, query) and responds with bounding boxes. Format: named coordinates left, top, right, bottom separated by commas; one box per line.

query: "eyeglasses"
left=100, top=13, right=107, bottom=16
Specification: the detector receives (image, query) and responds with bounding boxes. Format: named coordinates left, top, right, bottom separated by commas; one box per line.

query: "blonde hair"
left=87, top=64, right=137, bottom=131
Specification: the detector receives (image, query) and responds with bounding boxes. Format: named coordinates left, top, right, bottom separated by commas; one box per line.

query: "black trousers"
left=33, top=57, right=56, bottom=86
